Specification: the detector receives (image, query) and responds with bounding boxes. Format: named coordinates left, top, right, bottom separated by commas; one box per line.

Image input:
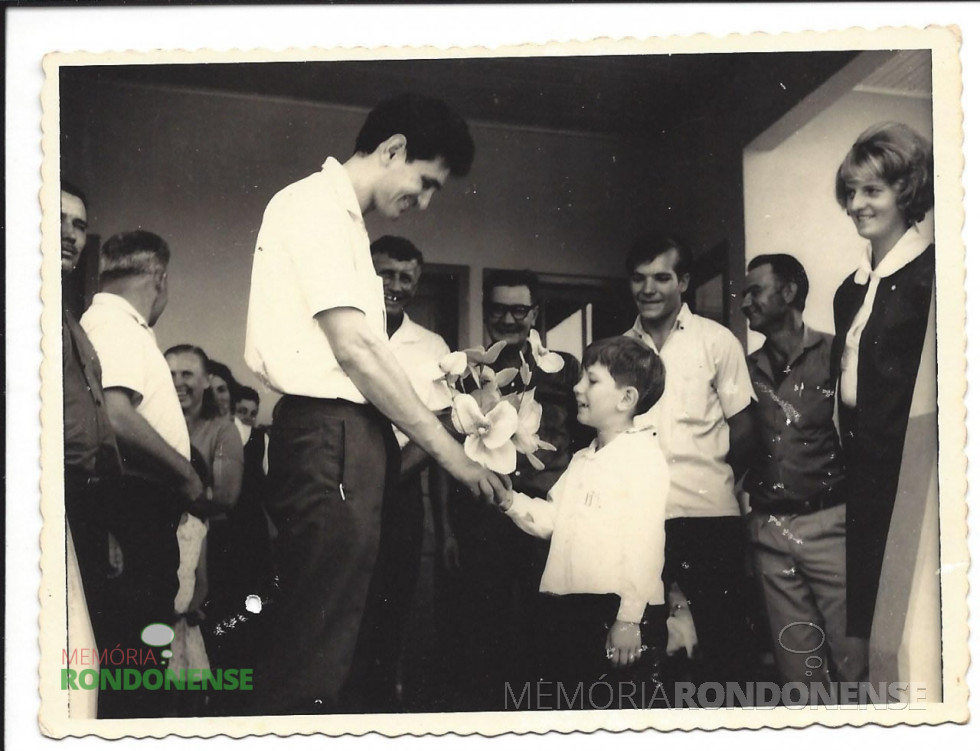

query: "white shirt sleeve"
left=505, top=469, right=568, bottom=539
left=713, top=328, right=756, bottom=418
left=616, top=437, right=670, bottom=622
left=267, top=187, right=371, bottom=320
left=82, top=312, right=150, bottom=404
left=390, top=328, right=453, bottom=449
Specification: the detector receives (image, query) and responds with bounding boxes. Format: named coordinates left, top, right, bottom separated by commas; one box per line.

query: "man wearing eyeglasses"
left=438, top=269, right=583, bottom=710
left=481, top=270, right=586, bottom=494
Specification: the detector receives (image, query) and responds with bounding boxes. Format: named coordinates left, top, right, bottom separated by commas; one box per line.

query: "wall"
left=61, top=76, right=744, bottom=422
left=743, top=88, right=933, bottom=350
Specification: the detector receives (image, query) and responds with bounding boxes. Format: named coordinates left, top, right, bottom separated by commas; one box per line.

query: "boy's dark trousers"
left=535, top=594, right=668, bottom=711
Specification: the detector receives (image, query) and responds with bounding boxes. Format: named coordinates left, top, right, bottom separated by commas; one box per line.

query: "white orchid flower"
left=451, top=394, right=519, bottom=474
left=461, top=341, right=508, bottom=386
left=478, top=364, right=519, bottom=389
left=438, top=350, right=468, bottom=377
left=519, top=360, right=532, bottom=386
left=510, top=389, right=558, bottom=471
left=527, top=329, right=565, bottom=373
left=463, top=340, right=507, bottom=366
left=465, top=364, right=520, bottom=413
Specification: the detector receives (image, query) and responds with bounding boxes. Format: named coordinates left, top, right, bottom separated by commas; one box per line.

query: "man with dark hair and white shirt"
left=244, top=94, right=509, bottom=714
left=623, top=232, right=758, bottom=693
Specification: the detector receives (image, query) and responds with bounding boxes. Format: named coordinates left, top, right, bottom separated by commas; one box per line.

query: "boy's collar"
left=631, top=410, right=658, bottom=432
left=587, top=420, right=655, bottom=454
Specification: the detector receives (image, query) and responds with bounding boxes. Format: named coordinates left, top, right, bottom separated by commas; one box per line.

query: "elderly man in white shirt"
left=623, top=232, right=759, bottom=692
left=244, top=94, right=508, bottom=715
left=80, top=230, right=207, bottom=718
left=343, top=235, right=453, bottom=710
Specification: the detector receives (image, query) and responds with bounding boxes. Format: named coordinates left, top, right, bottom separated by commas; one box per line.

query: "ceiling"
left=78, top=51, right=860, bottom=145
left=855, top=49, right=932, bottom=97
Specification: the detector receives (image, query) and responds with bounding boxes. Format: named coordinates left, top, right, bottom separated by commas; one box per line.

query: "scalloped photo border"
left=37, top=24, right=966, bottom=738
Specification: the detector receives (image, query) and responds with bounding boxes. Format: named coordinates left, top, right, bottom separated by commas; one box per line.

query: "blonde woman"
left=831, top=122, right=935, bottom=643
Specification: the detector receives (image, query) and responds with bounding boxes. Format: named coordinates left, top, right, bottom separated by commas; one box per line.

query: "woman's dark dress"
left=831, top=245, right=935, bottom=638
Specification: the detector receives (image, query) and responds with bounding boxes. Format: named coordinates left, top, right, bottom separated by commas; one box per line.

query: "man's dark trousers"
left=65, top=471, right=113, bottom=642
left=91, top=475, right=182, bottom=718
left=343, top=469, right=426, bottom=711
left=663, top=516, right=756, bottom=690
left=251, top=396, right=398, bottom=715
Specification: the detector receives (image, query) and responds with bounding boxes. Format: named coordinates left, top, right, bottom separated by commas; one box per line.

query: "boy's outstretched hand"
left=606, top=620, right=643, bottom=669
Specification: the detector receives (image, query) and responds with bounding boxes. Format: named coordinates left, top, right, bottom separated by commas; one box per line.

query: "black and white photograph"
left=12, top=7, right=970, bottom=741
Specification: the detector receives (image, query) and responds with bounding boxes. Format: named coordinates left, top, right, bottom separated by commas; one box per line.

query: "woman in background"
left=831, top=122, right=935, bottom=645
left=164, top=345, right=244, bottom=714
left=207, top=361, right=240, bottom=421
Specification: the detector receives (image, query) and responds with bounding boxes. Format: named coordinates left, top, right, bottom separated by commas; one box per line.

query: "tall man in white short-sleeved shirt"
left=80, top=230, right=206, bottom=718
left=622, top=233, right=759, bottom=689
left=244, top=94, right=508, bottom=714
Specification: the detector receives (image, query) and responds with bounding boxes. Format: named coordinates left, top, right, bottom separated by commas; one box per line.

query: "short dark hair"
left=582, top=336, right=666, bottom=416
left=483, top=269, right=540, bottom=306
left=747, top=253, right=810, bottom=311
left=354, top=93, right=475, bottom=177
left=625, top=233, right=693, bottom=279
left=164, top=343, right=220, bottom=419
left=835, top=121, right=934, bottom=225
left=99, top=230, right=170, bottom=284
left=61, top=180, right=88, bottom=211
left=370, top=235, right=424, bottom=266
left=234, top=385, right=260, bottom=407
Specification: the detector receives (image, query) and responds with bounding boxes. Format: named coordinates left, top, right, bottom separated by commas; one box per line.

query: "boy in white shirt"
left=497, top=336, right=669, bottom=706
